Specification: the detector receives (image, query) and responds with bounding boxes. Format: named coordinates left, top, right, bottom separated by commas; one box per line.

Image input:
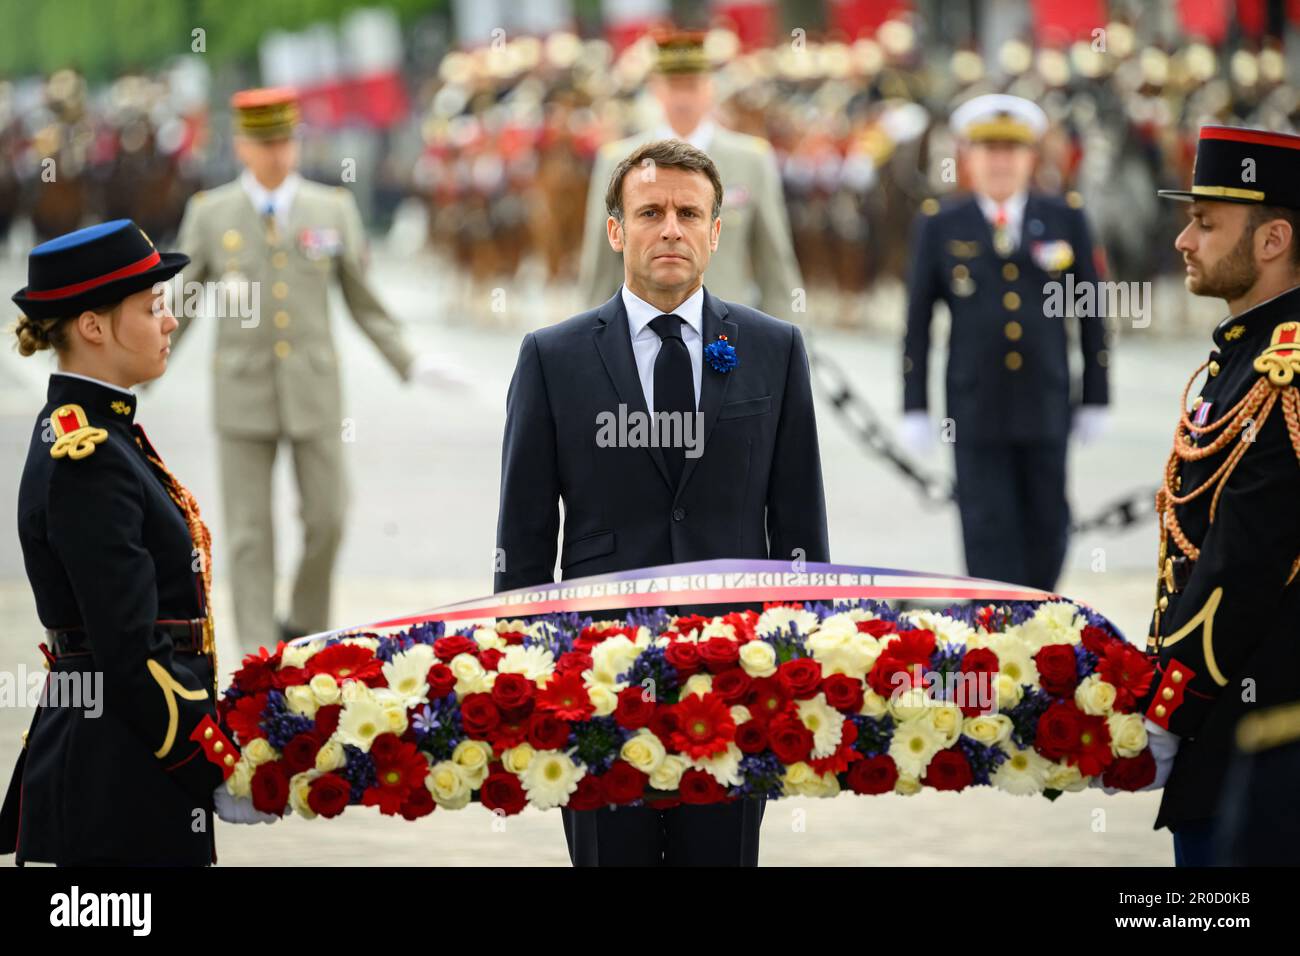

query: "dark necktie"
left=648, top=313, right=694, bottom=487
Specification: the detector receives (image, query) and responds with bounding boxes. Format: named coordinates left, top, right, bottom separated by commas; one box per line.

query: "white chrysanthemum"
left=649, top=753, right=687, bottom=792
left=587, top=635, right=640, bottom=687
left=497, top=644, right=555, bottom=683
left=739, top=639, right=777, bottom=677
left=336, top=694, right=387, bottom=750
left=993, top=745, right=1052, bottom=795
left=472, top=627, right=506, bottom=652
left=450, top=652, right=493, bottom=695
left=285, top=684, right=319, bottom=719
left=807, top=619, right=881, bottom=679
left=339, top=636, right=380, bottom=652
left=426, top=760, right=471, bottom=807
left=452, top=739, right=493, bottom=788
left=963, top=713, right=1014, bottom=747
left=797, top=693, right=845, bottom=758
left=903, top=609, right=977, bottom=648
left=1075, top=674, right=1118, bottom=716
left=986, top=631, right=1039, bottom=688
left=1027, top=601, right=1086, bottom=647
left=698, top=620, right=737, bottom=642
left=1107, top=712, right=1147, bottom=757
left=680, top=672, right=714, bottom=699
left=289, top=770, right=322, bottom=819
left=282, top=638, right=325, bottom=669
left=756, top=605, right=820, bottom=638
left=620, top=729, right=667, bottom=774
left=889, top=716, right=946, bottom=777
left=521, top=750, right=585, bottom=809
left=383, top=643, right=435, bottom=707
left=688, top=741, right=743, bottom=787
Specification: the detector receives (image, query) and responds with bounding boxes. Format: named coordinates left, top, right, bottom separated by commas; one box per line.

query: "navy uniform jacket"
left=903, top=193, right=1110, bottom=443
left=1, top=374, right=226, bottom=865
left=494, top=288, right=829, bottom=592
left=1142, top=286, right=1300, bottom=830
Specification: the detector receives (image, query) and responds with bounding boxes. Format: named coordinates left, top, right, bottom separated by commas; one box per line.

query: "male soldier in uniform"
left=901, top=94, right=1110, bottom=591
left=174, top=88, right=461, bottom=651
left=1143, top=125, right=1300, bottom=865
left=577, top=30, right=803, bottom=321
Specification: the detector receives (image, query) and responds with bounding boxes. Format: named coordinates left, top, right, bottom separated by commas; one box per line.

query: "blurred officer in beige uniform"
left=175, top=88, right=460, bottom=651
left=578, top=31, right=803, bottom=321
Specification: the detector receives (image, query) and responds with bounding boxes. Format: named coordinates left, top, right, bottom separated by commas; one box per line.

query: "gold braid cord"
left=145, top=451, right=218, bottom=682
left=1157, top=359, right=1300, bottom=592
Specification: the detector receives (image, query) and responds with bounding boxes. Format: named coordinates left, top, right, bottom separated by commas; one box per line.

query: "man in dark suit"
left=901, top=94, right=1111, bottom=592
left=494, top=138, right=828, bottom=866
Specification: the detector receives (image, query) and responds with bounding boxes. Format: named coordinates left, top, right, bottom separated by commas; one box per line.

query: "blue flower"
left=704, top=335, right=737, bottom=373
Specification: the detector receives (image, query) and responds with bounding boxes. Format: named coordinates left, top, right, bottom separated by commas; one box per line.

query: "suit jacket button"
left=672, top=508, right=686, bottom=521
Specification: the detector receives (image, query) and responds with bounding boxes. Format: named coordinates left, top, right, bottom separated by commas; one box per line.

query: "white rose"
left=681, top=673, right=713, bottom=700
left=738, top=640, right=777, bottom=677
left=649, top=753, right=686, bottom=791
left=426, top=760, right=471, bottom=807
left=588, top=684, right=618, bottom=717
left=308, top=673, right=341, bottom=705
left=243, top=737, right=276, bottom=767
left=501, top=743, right=535, bottom=775
left=226, top=759, right=253, bottom=798
left=1107, top=712, right=1148, bottom=758
left=284, top=685, right=318, bottom=719
left=453, top=739, right=493, bottom=788
left=1075, top=675, right=1118, bottom=716
left=962, top=713, right=1013, bottom=747
left=315, top=739, right=347, bottom=772
left=620, top=730, right=667, bottom=774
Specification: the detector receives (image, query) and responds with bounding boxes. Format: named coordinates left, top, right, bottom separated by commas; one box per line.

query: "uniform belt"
left=44, top=618, right=208, bottom=657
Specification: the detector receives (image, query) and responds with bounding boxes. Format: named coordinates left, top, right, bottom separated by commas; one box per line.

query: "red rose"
left=735, top=719, right=768, bottom=754
left=479, top=771, right=527, bottom=816
left=567, top=773, right=606, bottom=811
left=426, top=663, right=456, bottom=699
left=1035, top=644, right=1080, bottom=697
left=488, top=719, right=529, bottom=754
left=399, top=786, right=436, bottom=821
left=281, top=732, right=323, bottom=774
left=614, top=685, right=656, bottom=730
left=648, top=708, right=679, bottom=746
left=1103, top=749, right=1156, bottom=791
left=526, top=712, right=571, bottom=751
left=698, top=637, right=740, bottom=673
left=314, top=703, right=341, bottom=738
left=491, top=672, right=535, bottom=713
left=497, top=629, right=527, bottom=645
left=857, top=619, right=896, bottom=637
left=459, top=693, right=501, bottom=737
left=958, top=647, right=1001, bottom=716
left=723, top=610, right=758, bottom=641
left=671, top=615, right=710, bottom=639
left=664, top=640, right=702, bottom=677
left=846, top=754, right=899, bottom=795
left=777, top=658, right=823, bottom=700
left=433, top=635, right=477, bottom=662
left=767, top=714, right=814, bottom=764
left=306, top=772, right=352, bottom=817
left=866, top=653, right=922, bottom=699
left=1035, top=701, right=1085, bottom=761
left=710, top=667, right=752, bottom=705
left=555, top=649, right=592, bottom=674
left=250, top=761, right=290, bottom=815
left=678, top=768, right=728, bottom=805
left=479, top=647, right=504, bottom=672
left=889, top=629, right=937, bottom=666
left=923, top=748, right=974, bottom=791
left=822, top=674, right=865, bottom=713
left=1080, top=625, right=1115, bottom=656
left=602, top=760, right=648, bottom=805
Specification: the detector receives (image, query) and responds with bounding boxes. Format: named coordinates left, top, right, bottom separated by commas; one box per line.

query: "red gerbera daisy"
left=669, top=692, right=736, bottom=759
left=536, top=671, right=595, bottom=721
left=305, top=644, right=384, bottom=686
left=362, top=734, right=429, bottom=816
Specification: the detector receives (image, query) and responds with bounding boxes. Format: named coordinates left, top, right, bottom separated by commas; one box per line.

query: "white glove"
left=409, top=351, right=477, bottom=392
left=213, top=784, right=281, bottom=824
left=899, top=410, right=934, bottom=456
left=1089, top=719, right=1180, bottom=794
left=1072, top=405, right=1110, bottom=445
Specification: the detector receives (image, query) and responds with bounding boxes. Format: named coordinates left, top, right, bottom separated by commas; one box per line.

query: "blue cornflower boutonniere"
left=704, top=334, right=738, bottom=373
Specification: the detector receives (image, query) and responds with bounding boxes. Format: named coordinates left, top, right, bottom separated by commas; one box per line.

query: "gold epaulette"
left=1253, top=320, right=1300, bottom=387
left=49, top=404, right=107, bottom=460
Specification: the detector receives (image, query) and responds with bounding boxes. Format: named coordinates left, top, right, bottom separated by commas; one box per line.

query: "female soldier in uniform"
left=0, top=219, right=269, bottom=866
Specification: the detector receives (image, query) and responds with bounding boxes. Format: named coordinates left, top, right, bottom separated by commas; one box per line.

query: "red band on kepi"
left=24, top=250, right=162, bottom=301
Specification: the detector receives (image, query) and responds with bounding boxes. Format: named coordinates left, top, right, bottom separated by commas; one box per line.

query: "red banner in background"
left=1177, top=0, right=1231, bottom=43
left=1032, top=0, right=1107, bottom=47
left=296, top=71, right=408, bottom=131
left=828, top=0, right=913, bottom=41
left=714, top=1, right=777, bottom=50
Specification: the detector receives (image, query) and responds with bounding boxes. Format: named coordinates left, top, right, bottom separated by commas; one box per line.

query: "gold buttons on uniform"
left=1155, top=705, right=1167, bottom=717
left=1005, top=351, right=1023, bottom=371
left=213, top=741, right=224, bottom=754
left=1003, top=291, right=1021, bottom=310
left=1158, top=595, right=1169, bottom=611
left=1171, top=670, right=1183, bottom=683
left=224, top=754, right=235, bottom=766
left=222, top=229, right=242, bottom=251
left=1208, top=361, right=1220, bottom=376
left=1162, top=688, right=1175, bottom=700
left=272, top=281, right=289, bottom=300
left=272, top=251, right=288, bottom=269
left=274, top=310, right=291, bottom=329
left=1002, top=262, right=1019, bottom=281
left=275, top=341, right=292, bottom=359
left=204, top=727, right=214, bottom=740
left=1004, top=320, right=1022, bottom=341
left=952, top=264, right=970, bottom=279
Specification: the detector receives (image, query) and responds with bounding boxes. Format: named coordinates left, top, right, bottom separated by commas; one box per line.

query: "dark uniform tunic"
left=903, top=192, right=1110, bottom=590
left=1142, top=285, right=1300, bottom=835
left=1, top=374, right=226, bottom=865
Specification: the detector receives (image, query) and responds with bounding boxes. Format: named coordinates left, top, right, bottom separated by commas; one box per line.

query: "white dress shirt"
left=622, top=283, right=704, bottom=413
left=975, top=190, right=1027, bottom=251
left=51, top=370, right=135, bottom=397
left=653, top=119, right=716, bottom=153
left=240, top=170, right=301, bottom=233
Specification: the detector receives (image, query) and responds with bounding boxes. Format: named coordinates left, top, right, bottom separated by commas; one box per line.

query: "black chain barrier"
left=806, top=344, right=1157, bottom=535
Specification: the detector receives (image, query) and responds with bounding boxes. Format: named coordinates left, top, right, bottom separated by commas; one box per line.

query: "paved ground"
left=0, top=247, right=1219, bottom=865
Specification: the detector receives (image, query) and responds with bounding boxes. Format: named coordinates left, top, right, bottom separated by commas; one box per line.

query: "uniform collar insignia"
left=1212, top=283, right=1300, bottom=349
left=47, top=373, right=138, bottom=428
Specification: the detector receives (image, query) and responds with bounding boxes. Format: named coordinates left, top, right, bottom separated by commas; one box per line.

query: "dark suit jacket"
left=903, top=192, right=1110, bottom=444
left=495, top=287, right=829, bottom=592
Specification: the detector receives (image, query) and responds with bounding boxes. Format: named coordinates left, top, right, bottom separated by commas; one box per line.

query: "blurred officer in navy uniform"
left=1, top=220, right=272, bottom=866
left=1141, top=125, right=1300, bottom=865
left=901, top=94, right=1110, bottom=591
